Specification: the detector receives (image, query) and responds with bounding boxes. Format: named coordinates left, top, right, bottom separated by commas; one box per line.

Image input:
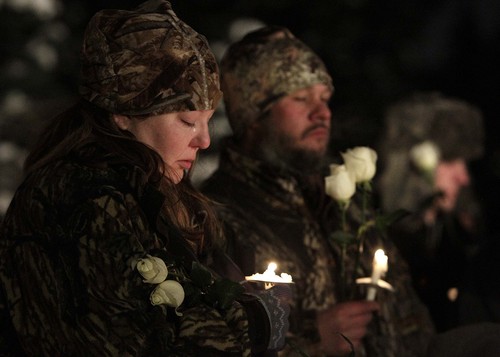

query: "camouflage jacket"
left=0, top=159, right=271, bottom=356
left=201, top=145, right=436, bottom=357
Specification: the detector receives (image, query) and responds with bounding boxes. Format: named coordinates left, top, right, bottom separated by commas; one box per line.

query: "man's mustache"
left=301, top=123, right=330, bottom=139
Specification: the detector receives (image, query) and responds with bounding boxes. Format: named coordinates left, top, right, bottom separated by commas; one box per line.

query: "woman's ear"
left=113, top=114, right=131, bottom=131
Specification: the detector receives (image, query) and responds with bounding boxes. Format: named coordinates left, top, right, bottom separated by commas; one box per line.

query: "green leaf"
left=190, top=261, right=214, bottom=289
left=329, top=230, right=356, bottom=245
left=182, top=282, right=203, bottom=307
left=206, top=278, right=245, bottom=310
left=375, top=208, right=410, bottom=230
left=359, top=180, right=373, bottom=193
left=357, top=219, right=375, bottom=237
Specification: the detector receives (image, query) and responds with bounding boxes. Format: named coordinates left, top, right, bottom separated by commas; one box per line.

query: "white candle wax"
left=245, top=261, right=293, bottom=289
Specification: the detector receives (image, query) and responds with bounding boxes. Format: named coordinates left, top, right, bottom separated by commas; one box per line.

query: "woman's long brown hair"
left=24, top=99, right=221, bottom=254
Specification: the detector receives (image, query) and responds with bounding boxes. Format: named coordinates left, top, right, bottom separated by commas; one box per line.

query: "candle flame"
left=266, top=262, right=277, bottom=274
left=374, top=249, right=388, bottom=269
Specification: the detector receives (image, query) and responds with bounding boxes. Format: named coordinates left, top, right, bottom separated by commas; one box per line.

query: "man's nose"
left=311, top=101, right=331, bottom=122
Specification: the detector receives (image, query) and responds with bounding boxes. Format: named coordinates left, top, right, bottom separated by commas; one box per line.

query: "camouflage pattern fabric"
left=202, top=144, right=436, bottom=357
left=79, top=0, right=221, bottom=115
left=0, top=159, right=257, bottom=356
left=220, top=26, right=333, bottom=137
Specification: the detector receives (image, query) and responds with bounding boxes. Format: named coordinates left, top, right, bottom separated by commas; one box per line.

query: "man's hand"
left=317, top=300, right=380, bottom=356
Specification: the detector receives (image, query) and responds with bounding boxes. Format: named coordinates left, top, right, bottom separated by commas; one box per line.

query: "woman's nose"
left=192, top=124, right=210, bottom=150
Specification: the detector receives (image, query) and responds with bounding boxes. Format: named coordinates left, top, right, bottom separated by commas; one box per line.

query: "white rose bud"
left=410, top=141, right=440, bottom=173
left=136, top=255, right=168, bottom=284
left=341, top=146, right=378, bottom=183
left=150, top=280, right=185, bottom=308
left=325, top=164, right=356, bottom=202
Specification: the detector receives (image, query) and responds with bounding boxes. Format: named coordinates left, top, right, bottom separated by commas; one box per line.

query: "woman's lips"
left=178, top=160, right=193, bottom=170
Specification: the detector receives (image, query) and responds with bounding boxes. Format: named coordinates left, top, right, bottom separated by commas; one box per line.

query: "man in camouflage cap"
left=202, top=26, right=436, bottom=356
left=220, top=25, right=333, bottom=139
left=79, top=0, right=221, bottom=115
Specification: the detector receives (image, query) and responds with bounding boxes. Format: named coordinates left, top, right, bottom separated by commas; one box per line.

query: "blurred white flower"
left=325, top=164, right=356, bottom=202
left=341, top=146, right=378, bottom=183
left=410, top=141, right=440, bottom=173
left=136, top=255, right=169, bottom=284
left=150, top=280, right=185, bottom=308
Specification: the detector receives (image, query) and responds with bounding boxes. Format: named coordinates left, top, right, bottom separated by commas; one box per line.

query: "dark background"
left=1, top=0, right=499, bottom=233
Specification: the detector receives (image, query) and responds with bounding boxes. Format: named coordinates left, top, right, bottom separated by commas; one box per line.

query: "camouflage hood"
left=377, top=92, right=484, bottom=213
left=380, top=92, right=484, bottom=161
left=220, top=26, right=333, bottom=137
left=79, top=0, right=221, bottom=115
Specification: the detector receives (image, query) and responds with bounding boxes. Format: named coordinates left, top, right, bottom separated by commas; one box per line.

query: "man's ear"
left=113, top=114, right=131, bottom=131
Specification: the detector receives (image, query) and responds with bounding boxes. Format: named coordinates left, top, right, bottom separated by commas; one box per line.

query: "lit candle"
left=263, top=262, right=278, bottom=289
left=245, top=262, right=293, bottom=289
left=366, top=249, right=388, bottom=301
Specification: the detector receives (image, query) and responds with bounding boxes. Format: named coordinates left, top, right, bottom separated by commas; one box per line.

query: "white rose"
left=150, top=280, right=185, bottom=308
left=325, top=164, right=356, bottom=202
left=341, top=146, right=378, bottom=183
left=136, top=255, right=168, bottom=284
left=410, top=141, right=440, bottom=173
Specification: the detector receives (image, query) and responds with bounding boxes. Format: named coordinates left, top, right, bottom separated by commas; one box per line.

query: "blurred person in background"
left=376, top=92, right=486, bottom=332
left=0, top=1, right=289, bottom=355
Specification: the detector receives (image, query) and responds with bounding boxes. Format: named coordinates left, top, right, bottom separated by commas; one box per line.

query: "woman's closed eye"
left=181, top=119, right=196, bottom=128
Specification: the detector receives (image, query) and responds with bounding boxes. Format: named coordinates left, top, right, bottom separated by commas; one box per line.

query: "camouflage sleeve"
left=0, top=188, right=251, bottom=356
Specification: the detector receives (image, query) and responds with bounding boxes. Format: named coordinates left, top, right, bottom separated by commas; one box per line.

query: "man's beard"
left=255, top=124, right=329, bottom=175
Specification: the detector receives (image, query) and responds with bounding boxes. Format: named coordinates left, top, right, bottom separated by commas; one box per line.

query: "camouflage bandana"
left=79, top=0, right=222, bottom=115
left=220, top=26, right=333, bottom=137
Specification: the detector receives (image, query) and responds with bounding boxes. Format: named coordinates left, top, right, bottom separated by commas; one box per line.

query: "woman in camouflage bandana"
left=0, top=1, right=289, bottom=356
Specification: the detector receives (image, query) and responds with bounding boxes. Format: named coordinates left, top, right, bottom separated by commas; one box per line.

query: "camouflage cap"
left=220, top=26, right=333, bottom=137
left=79, top=0, right=221, bottom=115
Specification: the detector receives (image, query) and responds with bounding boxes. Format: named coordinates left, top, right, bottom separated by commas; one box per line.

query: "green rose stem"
left=339, top=242, right=347, bottom=301
left=357, top=181, right=369, bottom=256
left=424, top=169, right=435, bottom=186
left=338, top=200, right=349, bottom=302
left=286, top=340, right=310, bottom=357
left=351, top=181, right=371, bottom=299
